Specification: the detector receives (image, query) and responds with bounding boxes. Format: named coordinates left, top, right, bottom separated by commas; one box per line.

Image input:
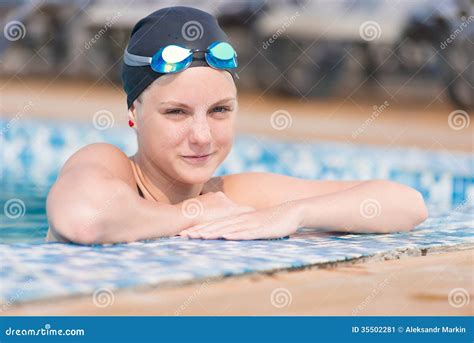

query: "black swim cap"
left=121, top=6, right=236, bottom=109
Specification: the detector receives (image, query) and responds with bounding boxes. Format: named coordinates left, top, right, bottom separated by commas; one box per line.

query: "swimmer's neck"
left=130, top=154, right=204, bottom=204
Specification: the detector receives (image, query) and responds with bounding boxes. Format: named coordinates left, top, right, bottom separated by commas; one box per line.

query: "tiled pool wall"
left=1, top=118, right=473, bottom=208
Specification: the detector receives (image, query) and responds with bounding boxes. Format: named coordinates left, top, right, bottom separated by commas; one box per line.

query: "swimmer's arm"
left=47, top=172, right=195, bottom=244
left=206, top=172, right=367, bottom=209
left=291, top=179, right=428, bottom=233
left=46, top=144, right=195, bottom=245
left=208, top=173, right=428, bottom=233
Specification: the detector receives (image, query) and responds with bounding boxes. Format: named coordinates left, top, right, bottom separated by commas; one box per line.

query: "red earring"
left=128, top=120, right=134, bottom=127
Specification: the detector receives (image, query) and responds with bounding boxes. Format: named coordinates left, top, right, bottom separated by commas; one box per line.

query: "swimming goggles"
left=124, top=41, right=237, bottom=73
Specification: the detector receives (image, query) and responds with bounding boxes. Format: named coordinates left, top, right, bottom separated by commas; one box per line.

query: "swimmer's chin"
left=173, top=163, right=217, bottom=185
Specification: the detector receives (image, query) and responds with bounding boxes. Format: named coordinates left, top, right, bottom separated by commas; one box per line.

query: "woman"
left=46, top=7, right=428, bottom=244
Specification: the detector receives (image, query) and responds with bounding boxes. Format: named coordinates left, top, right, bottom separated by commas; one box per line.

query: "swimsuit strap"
left=136, top=183, right=145, bottom=198
left=130, top=157, right=158, bottom=201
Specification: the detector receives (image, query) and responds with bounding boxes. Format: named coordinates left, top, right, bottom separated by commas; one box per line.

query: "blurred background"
left=0, top=0, right=472, bottom=151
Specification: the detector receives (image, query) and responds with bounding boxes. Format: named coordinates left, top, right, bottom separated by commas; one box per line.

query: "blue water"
left=1, top=182, right=49, bottom=244
left=0, top=118, right=473, bottom=244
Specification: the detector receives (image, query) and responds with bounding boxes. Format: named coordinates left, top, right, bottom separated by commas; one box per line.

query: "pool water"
left=1, top=183, right=49, bottom=244
left=0, top=118, right=473, bottom=304
left=1, top=118, right=473, bottom=244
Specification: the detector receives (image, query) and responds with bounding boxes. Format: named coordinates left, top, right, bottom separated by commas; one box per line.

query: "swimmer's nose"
left=189, top=116, right=212, bottom=145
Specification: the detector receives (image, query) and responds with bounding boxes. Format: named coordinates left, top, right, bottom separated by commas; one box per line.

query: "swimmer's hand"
left=179, top=201, right=301, bottom=240
left=185, top=191, right=256, bottom=226
left=179, top=180, right=428, bottom=240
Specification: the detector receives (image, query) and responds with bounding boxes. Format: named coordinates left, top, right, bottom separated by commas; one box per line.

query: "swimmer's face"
left=129, top=67, right=237, bottom=184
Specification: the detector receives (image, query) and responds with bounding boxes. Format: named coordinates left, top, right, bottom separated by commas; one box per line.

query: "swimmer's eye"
left=165, top=109, right=187, bottom=115
left=164, top=106, right=232, bottom=117
left=210, top=106, right=232, bottom=118
left=211, top=106, right=231, bottom=113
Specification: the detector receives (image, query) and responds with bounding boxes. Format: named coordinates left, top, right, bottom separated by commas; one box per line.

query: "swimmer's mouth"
left=181, top=152, right=214, bottom=158
left=180, top=152, right=215, bottom=164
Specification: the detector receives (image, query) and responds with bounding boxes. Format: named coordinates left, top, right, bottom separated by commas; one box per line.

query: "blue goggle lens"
left=206, top=42, right=238, bottom=69
left=150, top=42, right=237, bottom=74
left=150, top=46, right=192, bottom=73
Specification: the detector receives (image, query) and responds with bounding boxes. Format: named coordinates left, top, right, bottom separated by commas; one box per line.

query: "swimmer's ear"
left=128, top=97, right=141, bottom=129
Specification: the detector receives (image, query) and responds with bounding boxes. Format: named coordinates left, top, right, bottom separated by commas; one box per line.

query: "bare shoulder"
left=46, top=143, right=134, bottom=243
left=203, top=172, right=365, bottom=209
left=59, top=143, right=134, bottom=184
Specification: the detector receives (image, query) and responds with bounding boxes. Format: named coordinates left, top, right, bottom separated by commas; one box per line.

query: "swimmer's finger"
left=200, top=222, right=256, bottom=239
left=182, top=214, right=244, bottom=235
left=186, top=219, right=242, bottom=239
left=193, top=216, right=251, bottom=237
left=222, top=228, right=263, bottom=240
left=179, top=222, right=228, bottom=238
left=179, top=223, right=211, bottom=234
left=180, top=219, right=227, bottom=235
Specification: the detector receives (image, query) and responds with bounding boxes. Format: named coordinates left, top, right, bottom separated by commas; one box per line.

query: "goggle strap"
left=124, top=46, right=152, bottom=67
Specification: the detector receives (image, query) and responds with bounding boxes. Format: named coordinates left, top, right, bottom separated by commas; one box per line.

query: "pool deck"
left=3, top=247, right=472, bottom=316
left=1, top=77, right=473, bottom=315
